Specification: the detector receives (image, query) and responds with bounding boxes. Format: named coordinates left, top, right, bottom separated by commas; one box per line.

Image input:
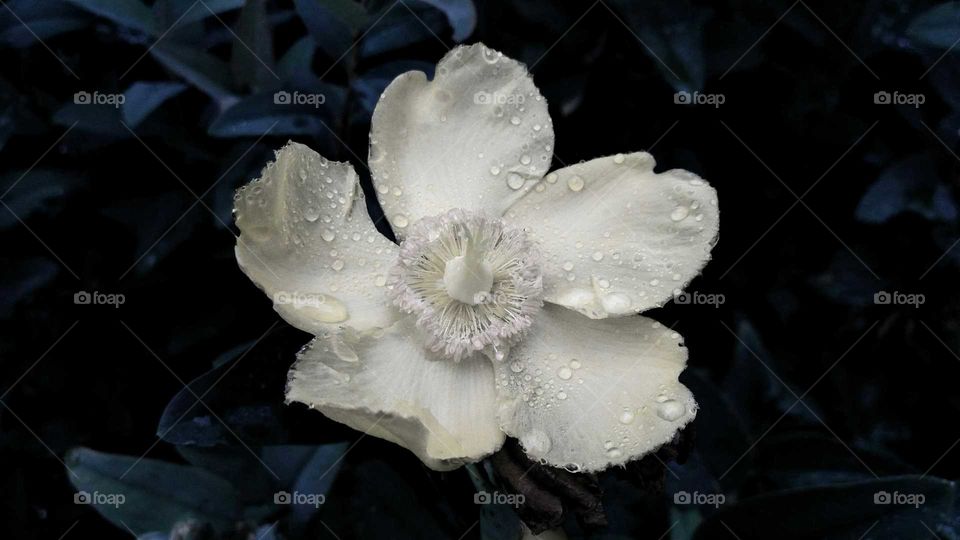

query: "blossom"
left=234, top=44, right=719, bottom=472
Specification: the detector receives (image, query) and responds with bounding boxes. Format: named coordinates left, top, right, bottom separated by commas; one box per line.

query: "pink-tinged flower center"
left=388, top=209, right=543, bottom=361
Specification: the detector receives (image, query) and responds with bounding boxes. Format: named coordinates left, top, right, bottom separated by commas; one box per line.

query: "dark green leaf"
left=693, top=476, right=957, bottom=540
left=150, top=41, right=237, bottom=105
left=416, top=0, right=476, bottom=41
left=230, top=0, right=276, bottom=92
left=907, top=2, right=960, bottom=49
left=65, top=447, right=242, bottom=536
left=121, top=81, right=186, bottom=127
left=208, top=89, right=345, bottom=138
left=63, top=0, right=157, bottom=34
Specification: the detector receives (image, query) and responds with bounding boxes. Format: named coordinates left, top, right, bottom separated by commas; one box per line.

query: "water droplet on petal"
left=619, top=410, right=635, bottom=424
left=393, top=215, right=409, bottom=228
left=557, top=367, right=573, bottom=380
left=567, top=175, right=585, bottom=192
left=520, top=429, right=552, bottom=455
left=670, top=206, right=690, bottom=221
left=656, top=399, right=686, bottom=421
left=507, top=173, right=524, bottom=190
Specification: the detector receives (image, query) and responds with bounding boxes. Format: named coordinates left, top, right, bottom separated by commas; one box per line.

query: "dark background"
left=2, top=0, right=960, bottom=538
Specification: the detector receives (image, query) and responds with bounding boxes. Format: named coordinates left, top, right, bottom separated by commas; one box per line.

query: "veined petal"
left=494, top=305, right=696, bottom=472
left=369, top=43, right=554, bottom=239
left=504, top=152, right=719, bottom=318
left=286, top=319, right=505, bottom=470
left=235, top=142, right=398, bottom=332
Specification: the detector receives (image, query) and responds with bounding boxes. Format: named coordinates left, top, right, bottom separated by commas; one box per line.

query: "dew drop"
left=521, top=430, right=552, bottom=454
left=562, top=261, right=574, bottom=271
left=546, top=172, right=558, bottom=184
left=557, top=367, right=573, bottom=380
left=393, top=214, right=409, bottom=228
left=656, top=399, right=686, bottom=421
left=510, top=361, right=524, bottom=373
left=510, top=116, right=521, bottom=125
left=520, top=154, right=532, bottom=165
left=490, top=165, right=501, bottom=175
left=507, top=173, right=525, bottom=190
left=320, top=229, right=336, bottom=242
left=619, top=410, right=635, bottom=425
left=304, top=205, right=321, bottom=222
left=567, top=175, right=585, bottom=192
left=592, top=251, right=604, bottom=262
left=569, top=359, right=582, bottom=369
left=331, top=260, right=344, bottom=271
left=670, top=206, right=690, bottom=221
left=374, top=275, right=387, bottom=287
left=613, top=153, right=625, bottom=164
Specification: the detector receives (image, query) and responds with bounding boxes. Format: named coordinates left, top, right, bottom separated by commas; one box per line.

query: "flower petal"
left=504, top=152, right=719, bottom=317
left=287, top=319, right=505, bottom=470
left=493, top=304, right=696, bottom=472
left=235, top=142, right=398, bottom=332
left=369, top=43, right=554, bottom=238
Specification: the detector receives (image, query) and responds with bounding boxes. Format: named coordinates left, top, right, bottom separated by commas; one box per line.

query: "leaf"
left=294, top=0, right=368, bottom=60
left=466, top=464, right=522, bottom=540
left=230, top=0, right=276, bottom=92
left=359, top=4, right=448, bottom=57
left=153, top=0, right=245, bottom=27
left=264, top=444, right=349, bottom=533
left=693, top=476, right=957, bottom=539
left=66, top=447, right=242, bottom=536
left=0, top=169, right=80, bottom=228
left=278, top=36, right=316, bottom=82
left=317, top=459, right=456, bottom=539
left=53, top=102, right=127, bottom=136
left=208, top=88, right=345, bottom=138
left=856, top=154, right=957, bottom=224
left=416, top=0, right=476, bottom=41
left=150, top=41, right=237, bottom=105
left=0, top=0, right=88, bottom=48
left=63, top=0, right=158, bottom=35
left=121, top=81, right=187, bottom=127
left=607, top=0, right=709, bottom=93
left=907, top=2, right=960, bottom=49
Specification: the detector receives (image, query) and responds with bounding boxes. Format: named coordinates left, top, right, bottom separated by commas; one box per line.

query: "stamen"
left=388, top=209, right=543, bottom=361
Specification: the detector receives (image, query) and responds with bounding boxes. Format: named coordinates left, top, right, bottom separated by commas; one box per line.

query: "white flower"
left=234, top=44, right=719, bottom=472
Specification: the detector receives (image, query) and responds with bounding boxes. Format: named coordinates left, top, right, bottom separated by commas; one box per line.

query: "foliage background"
left=2, top=0, right=960, bottom=538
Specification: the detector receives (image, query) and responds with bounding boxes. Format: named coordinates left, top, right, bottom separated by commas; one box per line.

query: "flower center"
left=442, top=238, right=494, bottom=304
left=388, top=209, right=543, bottom=361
